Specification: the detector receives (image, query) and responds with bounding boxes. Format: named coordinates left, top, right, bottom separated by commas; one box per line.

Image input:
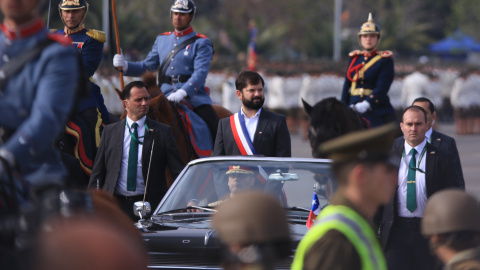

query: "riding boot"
left=194, top=104, right=219, bottom=144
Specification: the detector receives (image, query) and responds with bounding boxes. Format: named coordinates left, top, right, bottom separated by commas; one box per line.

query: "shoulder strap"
left=0, top=38, right=55, bottom=90
left=157, top=35, right=201, bottom=86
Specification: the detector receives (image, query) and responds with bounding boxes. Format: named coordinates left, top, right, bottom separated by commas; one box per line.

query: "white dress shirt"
left=240, top=107, right=262, bottom=142
left=397, top=138, right=428, bottom=218
left=115, top=116, right=147, bottom=196
left=425, top=127, right=433, bottom=143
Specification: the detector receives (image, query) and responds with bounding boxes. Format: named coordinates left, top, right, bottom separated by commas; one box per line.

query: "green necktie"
left=406, top=148, right=417, bottom=212
left=127, top=123, right=138, bottom=191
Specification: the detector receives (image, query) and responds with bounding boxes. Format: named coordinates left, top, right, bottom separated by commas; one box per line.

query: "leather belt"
left=114, top=194, right=144, bottom=202
left=162, top=75, right=191, bottom=84
left=350, top=88, right=373, bottom=97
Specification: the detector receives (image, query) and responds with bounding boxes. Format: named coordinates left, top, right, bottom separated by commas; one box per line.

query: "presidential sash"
left=229, top=111, right=258, bottom=155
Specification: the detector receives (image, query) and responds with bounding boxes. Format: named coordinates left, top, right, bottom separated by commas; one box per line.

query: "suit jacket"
left=377, top=139, right=465, bottom=249
left=212, top=109, right=291, bottom=157
left=392, top=131, right=464, bottom=188
left=88, top=118, right=185, bottom=210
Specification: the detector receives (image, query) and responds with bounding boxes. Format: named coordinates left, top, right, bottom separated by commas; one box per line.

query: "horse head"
left=302, top=97, right=364, bottom=158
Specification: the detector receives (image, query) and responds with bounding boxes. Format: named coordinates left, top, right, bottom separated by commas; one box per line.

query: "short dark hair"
left=235, top=71, right=265, bottom=91
left=412, top=97, right=435, bottom=113
left=123, top=81, right=146, bottom=100
left=402, top=105, right=427, bottom=123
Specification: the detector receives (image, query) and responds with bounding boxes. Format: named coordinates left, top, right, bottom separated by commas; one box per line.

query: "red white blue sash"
left=229, top=111, right=258, bottom=155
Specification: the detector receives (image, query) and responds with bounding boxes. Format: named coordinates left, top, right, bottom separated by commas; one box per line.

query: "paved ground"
left=289, top=122, right=480, bottom=199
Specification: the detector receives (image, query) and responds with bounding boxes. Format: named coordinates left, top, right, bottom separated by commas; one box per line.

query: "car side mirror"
left=133, top=201, right=151, bottom=220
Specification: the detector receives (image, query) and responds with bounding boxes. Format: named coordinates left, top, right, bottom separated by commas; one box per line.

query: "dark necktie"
left=127, top=123, right=138, bottom=191
left=407, top=148, right=417, bottom=212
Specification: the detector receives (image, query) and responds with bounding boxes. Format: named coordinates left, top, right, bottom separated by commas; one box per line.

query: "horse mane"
left=303, top=97, right=364, bottom=158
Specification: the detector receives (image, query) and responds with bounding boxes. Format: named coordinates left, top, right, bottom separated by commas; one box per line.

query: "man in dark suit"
left=88, top=81, right=184, bottom=220
left=378, top=106, right=464, bottom=270
left=412, top=97, right=464, bottom=187
left=213, top=71, right=291, bottom=157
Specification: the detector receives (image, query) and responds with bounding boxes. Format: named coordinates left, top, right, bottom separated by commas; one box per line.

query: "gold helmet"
left=357, top=13, right=381, bottom=50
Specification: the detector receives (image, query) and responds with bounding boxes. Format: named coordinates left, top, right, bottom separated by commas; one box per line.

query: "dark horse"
left=117, top=72, right=233, bottom=186
left=302, top=97, right=366, bottom=158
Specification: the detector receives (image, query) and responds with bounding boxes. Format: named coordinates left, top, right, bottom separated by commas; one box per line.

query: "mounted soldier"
left=54, top=0, right=110, bottom=187
left=113, top=0, right=218, bottom=149
left=341, top=13, right=397, bottom=128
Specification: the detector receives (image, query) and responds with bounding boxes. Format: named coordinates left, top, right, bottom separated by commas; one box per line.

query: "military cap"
left=225, top=165, right=254, bottom=175
left=319, top=123, right=398, bottom=165
left=59, top=0, right=88, bottom=10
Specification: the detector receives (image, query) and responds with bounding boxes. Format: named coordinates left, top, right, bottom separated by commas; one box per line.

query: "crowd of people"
left=0, top=0, right=479, bottom=269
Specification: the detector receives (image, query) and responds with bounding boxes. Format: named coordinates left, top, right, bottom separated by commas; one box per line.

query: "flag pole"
left=111, top=0, right=124, bottom=91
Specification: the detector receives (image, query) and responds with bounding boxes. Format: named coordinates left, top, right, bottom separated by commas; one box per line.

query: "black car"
left=134, top=156, right=335, bottom=269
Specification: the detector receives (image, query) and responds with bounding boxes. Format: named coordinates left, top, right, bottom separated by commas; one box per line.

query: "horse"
left=116, top=72, right=233, bottom=186
left=302, top=97, right=366, bottom=158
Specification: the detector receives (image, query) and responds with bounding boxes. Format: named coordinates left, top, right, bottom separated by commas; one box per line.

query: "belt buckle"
left=170, top=75, right=180, bottom=84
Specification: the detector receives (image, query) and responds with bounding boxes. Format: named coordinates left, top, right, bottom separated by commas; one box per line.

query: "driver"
left=209, top=166, right=256, bottom=207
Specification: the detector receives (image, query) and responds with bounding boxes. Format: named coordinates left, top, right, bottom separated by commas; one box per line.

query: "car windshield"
left=155, top=158, right=336, bottom=215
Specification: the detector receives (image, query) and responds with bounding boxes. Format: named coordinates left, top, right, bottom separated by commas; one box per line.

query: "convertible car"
left=134, top=156, right=335, bottom=269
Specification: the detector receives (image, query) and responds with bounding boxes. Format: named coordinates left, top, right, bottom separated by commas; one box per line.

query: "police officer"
left=422, top=189, right=480, bottom=270
left=341, top=13, right=396, bottom=128
left=212, top=191, right=292, bottom=270
left=113, top=0, right=218, bottom=143
left=292, top=123, right=398, bottom=270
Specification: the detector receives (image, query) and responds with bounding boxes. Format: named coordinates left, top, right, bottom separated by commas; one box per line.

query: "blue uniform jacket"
left=0, top=19, right=78, bottom=190
left=56, top=26, right=109, bottom=122
left=125, top=26, right=213, bottom=108
left=341, top=50, right=395, bottom=127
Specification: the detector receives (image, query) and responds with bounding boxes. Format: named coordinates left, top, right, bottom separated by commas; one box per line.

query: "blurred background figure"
left=35, top=215, right=148, bottom=270
left=212, top=191, right=292, bottom=270
left=422, top=189, right=480, bottom=270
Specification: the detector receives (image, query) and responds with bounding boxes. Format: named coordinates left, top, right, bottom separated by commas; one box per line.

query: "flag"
left=306, top=192, right=321, bottom=229
left=247, top=21, right=257, bottom=71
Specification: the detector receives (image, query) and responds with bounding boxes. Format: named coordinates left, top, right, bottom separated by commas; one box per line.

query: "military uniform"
left=445, top=248, right=480, bottom=270
left=0, top=18, right=78, bottom=204
left=56, top=25, right=109, bottom=124
left=125, top=26, right=213, bottom=109
left=341, top=49, right=396, bottom=127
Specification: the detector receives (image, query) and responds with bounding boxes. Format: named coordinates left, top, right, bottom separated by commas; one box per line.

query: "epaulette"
left=196, top=33, right=207, bottom=39
left=46, top=33, right=72, bottom=46
left=159, top=31, right=172, bottom=36
left=348, top=50, right=363, bottom=57
left=207, top=200, right=223, bottom=207
left=86, top=29, right=106, bottom=43
left=379, top=50, right=393, bottom=58
left=49, top=29, right=58, bottom=33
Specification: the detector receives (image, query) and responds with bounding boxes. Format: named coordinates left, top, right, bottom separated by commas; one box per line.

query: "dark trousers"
left=385, top=217, right=440, bottom=270
left=114, top=194, right=145, bottom=221
left=194, top=104, right=218, bottom=144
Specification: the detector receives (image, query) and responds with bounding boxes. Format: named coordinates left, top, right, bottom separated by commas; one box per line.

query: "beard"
left=242, top=96, right=264, bottom=110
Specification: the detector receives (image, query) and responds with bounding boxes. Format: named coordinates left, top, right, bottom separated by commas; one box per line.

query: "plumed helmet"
left=212, top=191, right=291, bottom=246
left=422, top=189, right=480, bottom=236
left=171, top=0, right=196, bottom=15
left=358, top=13, right=381, bottom=37
left=59, top=0, right=89, bottom=10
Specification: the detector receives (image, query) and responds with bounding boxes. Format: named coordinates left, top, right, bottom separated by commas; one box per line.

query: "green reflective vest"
left=291, top=205, right=387, bottom=270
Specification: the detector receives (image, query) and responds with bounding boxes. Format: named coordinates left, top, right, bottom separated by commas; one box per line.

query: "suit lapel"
left=425, top=143, right=436, bottom=197
left=253, top=110, right=269, bottom=147
left=114, top=119, right=127, bottom=162
left=142, top=118, right=154, bottom=180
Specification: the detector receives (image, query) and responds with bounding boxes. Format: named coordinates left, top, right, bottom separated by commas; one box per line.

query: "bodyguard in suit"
left=378, top=106, right=465, bottom=270
left=89, top=81, right=184, bottom=220
left=412, top=97, right=464, bottom=187
left=213, top=71, right=291, bottom=157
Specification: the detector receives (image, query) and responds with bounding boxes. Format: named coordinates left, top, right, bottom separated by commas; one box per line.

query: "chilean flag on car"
left=306, top=192, right=321, bottom=229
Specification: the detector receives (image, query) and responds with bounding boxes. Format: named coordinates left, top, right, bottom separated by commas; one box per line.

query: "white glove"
left=167, top=89, right=188, bottom=103
left=113, top=54, right=128, bottom=72
left=354, top=100, right=371, bottom=114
